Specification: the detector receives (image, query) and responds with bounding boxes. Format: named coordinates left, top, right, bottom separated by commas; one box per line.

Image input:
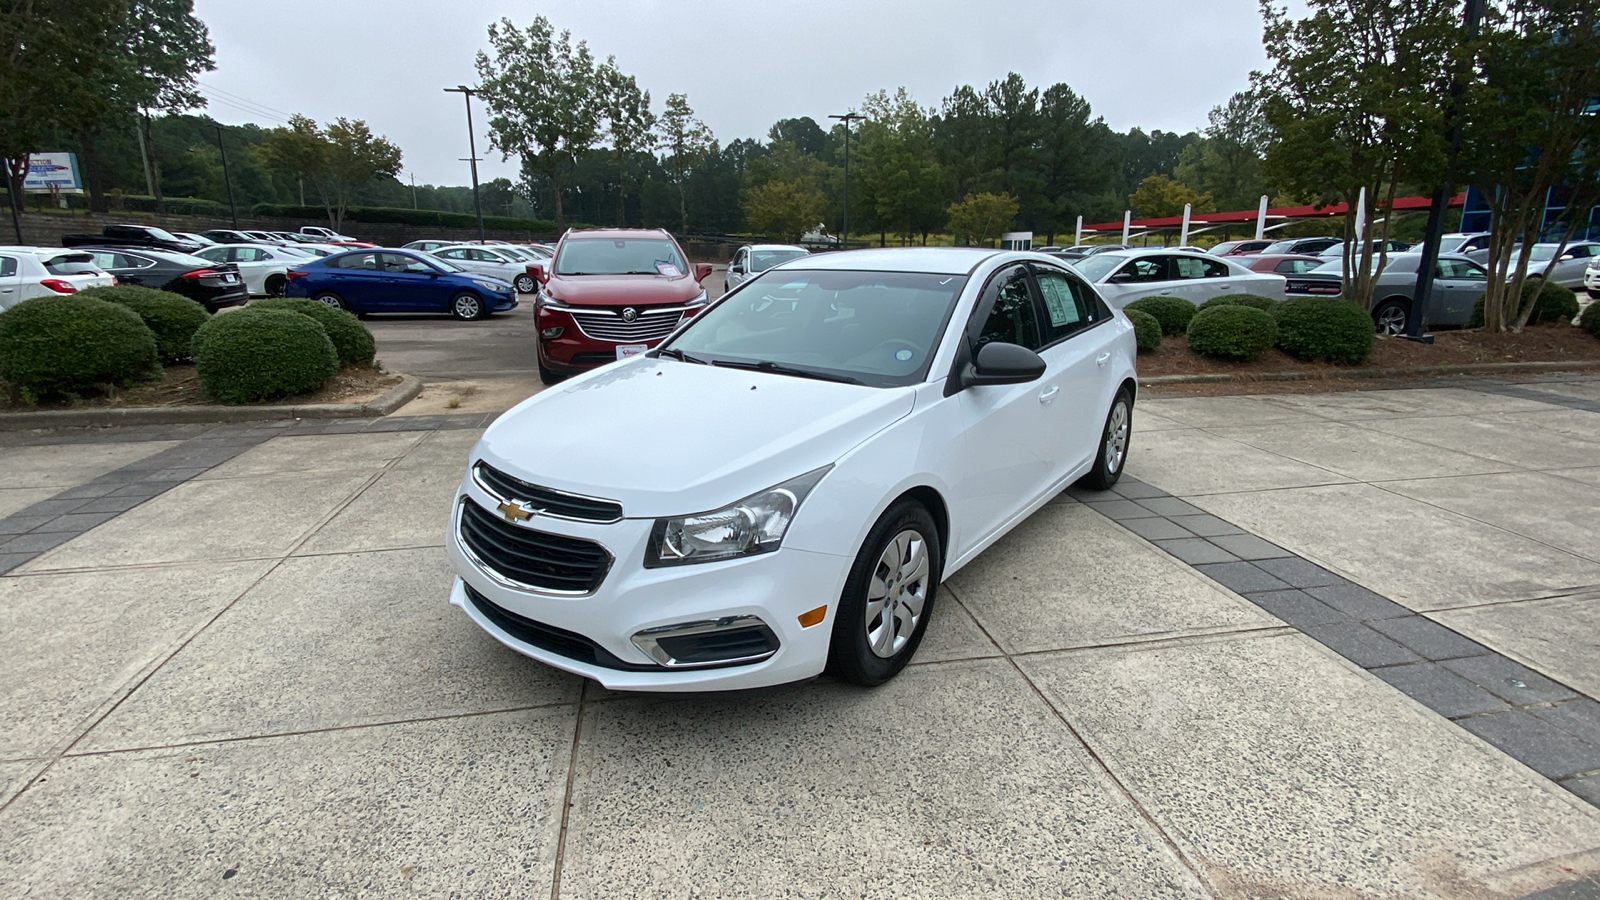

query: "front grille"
left=458, top=499, right=612, bottom=593
left=463, top=583, right=655, bottom=671
left=569, top=307, right=684, bottom=342
left=474, top=462, right=622, bottom=522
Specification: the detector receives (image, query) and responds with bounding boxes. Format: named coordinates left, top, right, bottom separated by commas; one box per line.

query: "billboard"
left=21, top=152, right=82, bottom=192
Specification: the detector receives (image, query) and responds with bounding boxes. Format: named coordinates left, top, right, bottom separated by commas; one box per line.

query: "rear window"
left=41, top=252, right=101, bottom=276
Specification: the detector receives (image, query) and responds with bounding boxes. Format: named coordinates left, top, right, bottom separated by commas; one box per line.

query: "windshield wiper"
left=711, top=359, right=863, bottom=385
left=655, top=347, right=708, bottom=365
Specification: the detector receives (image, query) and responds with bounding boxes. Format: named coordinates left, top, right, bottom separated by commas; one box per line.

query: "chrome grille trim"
left=569, top=308, right=686, bottom=342
left=472, top=462, right=624, bottom=523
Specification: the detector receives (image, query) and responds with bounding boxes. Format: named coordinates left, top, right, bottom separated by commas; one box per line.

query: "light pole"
left=214, top=124, right=238, bottom=228
left=829, top=112, right=861, bottom=249
left=445, top=85, right=485, bottom=242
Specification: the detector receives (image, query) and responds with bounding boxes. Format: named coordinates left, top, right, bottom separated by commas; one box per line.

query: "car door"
left=0, top=255, right=21, bottom=309
left=325, top=251, right=382, bottom=308
left=378, top=252, right=445, bottom=311
left=1171, top=253, right=1236, bottom=302
left=1029, top=264, right=1117, bottom=477
left=948, top=264, right=1058, bottom=551
left=1431, top=259, right=1487, bottom=326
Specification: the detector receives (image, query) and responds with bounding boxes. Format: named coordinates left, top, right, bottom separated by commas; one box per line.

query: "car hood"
left=475, top=358, right=916, bottom=518
left=544, top=273, right=705, bottom=307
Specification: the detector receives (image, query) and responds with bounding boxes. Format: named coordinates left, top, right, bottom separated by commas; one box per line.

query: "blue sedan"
left=283, top=248, right=517, bottom=319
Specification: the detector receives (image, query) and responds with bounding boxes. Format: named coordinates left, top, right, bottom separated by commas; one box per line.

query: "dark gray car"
left=1283, top=252, right=1487, bottom=335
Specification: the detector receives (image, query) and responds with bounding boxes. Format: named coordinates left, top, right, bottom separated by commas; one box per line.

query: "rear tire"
left=1077, top=387, right=1132, bottom=491
left=264, top=274, right=286, bottom=298
left=514, top=274, right=536, bottom=294
left=826, top=500, right=942, bottom=687
left=1372, top=298, right=1409, bottom=336
left=312, top=291, right=347, bottom=311
left=450, top=292, right=486, bottom=321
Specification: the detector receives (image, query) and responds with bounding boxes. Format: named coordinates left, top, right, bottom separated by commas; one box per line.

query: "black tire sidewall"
left=452, top=292, right=484, bottom=320
left=1079, top=388, right=1132, bottom=491
left=826, top=500, right=942, bottom=686
left=1372, top=299, right=1408, bottom=335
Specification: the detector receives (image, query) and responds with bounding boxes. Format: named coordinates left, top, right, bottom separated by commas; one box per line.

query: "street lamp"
left=829, top=112, right=862, bottom=249
left=444, top=85, right=485, bottom=242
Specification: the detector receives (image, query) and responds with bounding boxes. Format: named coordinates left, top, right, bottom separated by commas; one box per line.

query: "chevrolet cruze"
left=447, top=248, right=1138, bottom=691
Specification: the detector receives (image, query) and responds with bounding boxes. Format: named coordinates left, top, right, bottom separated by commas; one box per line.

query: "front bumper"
left=445, top=487, right=851, bottom=691
left=1584, top=267, right=1599, bottom=298
left=536, top=303, right=704, bottom=374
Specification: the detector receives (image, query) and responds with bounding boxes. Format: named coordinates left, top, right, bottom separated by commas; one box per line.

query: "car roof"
left=1252, top=254, right=1323, bottom=262
left=561, top=228, right=674, bottom=241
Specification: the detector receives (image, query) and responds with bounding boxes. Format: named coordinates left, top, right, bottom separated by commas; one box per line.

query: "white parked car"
left=431, top=244, right=538, bottom=293
left=446, top=248, right=1139, bottom=691
left=300, top=226, right=357, bottom=242
left=1069, top=248, right=1287, bottom=307
left=725, top=244, right=810, bottom=292
left=1586, top=255, right=1599, bottom=300
left=191, top=243, right=310, bottom=297
left=0, top=247, right=115, bottom=310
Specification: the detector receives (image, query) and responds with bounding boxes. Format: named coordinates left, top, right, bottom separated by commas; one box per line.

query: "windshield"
left=663, top=269, right=967, bottom=388
left=751, top=249, right=808, bottom=272
left=554, top=237, right=686, bottom=276
left=1073, top=253, right=1129, bottom=281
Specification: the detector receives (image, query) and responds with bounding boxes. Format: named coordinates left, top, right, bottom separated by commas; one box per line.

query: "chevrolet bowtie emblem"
left=497, top=500, right=535, bottom=522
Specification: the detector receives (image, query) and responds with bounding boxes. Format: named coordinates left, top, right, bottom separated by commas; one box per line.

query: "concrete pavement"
left=1, top=377, right=1599, bottom=897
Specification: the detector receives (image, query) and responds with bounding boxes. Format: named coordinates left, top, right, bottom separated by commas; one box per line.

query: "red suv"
left=532, top=228, right=713, bottom=383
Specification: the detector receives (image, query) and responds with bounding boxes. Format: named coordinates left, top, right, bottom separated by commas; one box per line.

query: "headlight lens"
left=540, top=290, right=569, bottom=309
left=684, top=289, right=709, bottom=308
left=645, top=466, right=831, bottom=567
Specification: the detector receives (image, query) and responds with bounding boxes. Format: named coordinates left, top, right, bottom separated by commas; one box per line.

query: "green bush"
left=1274, top=296, right=1375, bottom=365
left=1579, top=300, right=1600, bottom=337
left=248, top=297, right=376, bottom=367
left=0, top=295, right=159, bottom=400
left=1185, top=304, right=1278, bottom=360
left=1125, top=308, right=1162, bottom=352
left=78, top=285, right=210, bottom=365
left=1124, top=296, right=1196, bottom=336
left=1198, top=293, right=1280, bottom=313
left=1469, top=278, right=1583, bottom=327
left=192, top=308, right=339, bottom=403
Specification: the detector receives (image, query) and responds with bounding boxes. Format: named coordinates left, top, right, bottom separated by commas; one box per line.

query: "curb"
left=0, top=374, right=423, bottom=431
left=1140, top=359, right=1600, bottom=386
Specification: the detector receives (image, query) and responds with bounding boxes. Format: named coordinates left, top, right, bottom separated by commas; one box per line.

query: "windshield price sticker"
left=655, top=262, right=683, bottom=277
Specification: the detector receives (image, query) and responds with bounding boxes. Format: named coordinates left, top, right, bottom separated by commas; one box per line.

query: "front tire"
left=451, top=292, right=486, bottom=321
left=1078, top=387, right=1132, bottom=491
left=827, top=500, right=942, bottom=687
left=537, top=359, right=563, bottom=385
left=312, top=291, right=347, bottom=311
left=1372, top=298, right=1409, bottom=336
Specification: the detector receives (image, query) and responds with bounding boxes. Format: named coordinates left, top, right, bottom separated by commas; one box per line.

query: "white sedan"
left=1070, top=248, right=1287, bottom=307
left=431, top=244, right=538, bottom=293
left=192, top=243, right=313, bottom=297
left=446, top=248, right=1139, bottom=691
left=0, top=247, right=115, bottom=310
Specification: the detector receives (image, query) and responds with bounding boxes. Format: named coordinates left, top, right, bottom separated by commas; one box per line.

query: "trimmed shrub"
left=1124, top=295, right=1196, bottom=336
left=78, top=285, right=209, bottom=365
left=1274, top=296, right=1375, bottom=365
left=1126, top=308, right=1162, bottom=352
left=248, top=297, right=376, bottom=366
left=1469, top=278, right=1583, bottom=327
left=1580, top=300, right=1600, bottom=337
left=1198, top=293, right=1280, bottom=313
left=192, top=308, right=339, bottom=403
left=1185, top=304, right=1278, bottom=360
left=0, top=295, right=159, bottom=400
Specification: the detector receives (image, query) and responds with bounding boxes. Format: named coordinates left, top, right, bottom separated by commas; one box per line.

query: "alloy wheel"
left=1104, top=399, right=1130, bottom=474
left=454, top=294, right=483, bottom=319
left=1375, top=304, right=1407, bottom=336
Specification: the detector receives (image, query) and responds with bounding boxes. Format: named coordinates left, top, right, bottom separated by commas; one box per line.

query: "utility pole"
left=445, top=85, right=485, bottom=242
left=829, top=112, right=861, bottom=250
left=1407, top=0, right=1483, bottom=342
left=215, top=124, right=238, bottom=228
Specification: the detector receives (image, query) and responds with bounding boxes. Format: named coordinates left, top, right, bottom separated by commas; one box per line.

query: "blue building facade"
left=1460, top=184, right=1600, bottom=241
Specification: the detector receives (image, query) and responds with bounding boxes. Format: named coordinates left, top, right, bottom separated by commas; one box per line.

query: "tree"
left=318, top=118, right=401, bottom=230
left=768, top=117, right=828, bottom=157
left=475, top=15, right=605, bottom=229
left=1174, top=89, right=1270, bottom=211
left=657, top=92, right=714, bottom=233
left=601, top=65, right=654, bottom=226
left=256, top=114, right=327, bottom=206
left=1256, top=0, right=1460, bottom=311
left=1128, top=173, right=1216, bottom=218
left=743, top=179, right=825, bottom=242
left=946, top=192, right=1019, bottom=246
left=1036, top=83, right=1114, bottom=242
left=1460, top=0, right=1600, bottom=332
left=854, top=88, right=947, bottom=245
left=121, top=0, right=215, bottom=207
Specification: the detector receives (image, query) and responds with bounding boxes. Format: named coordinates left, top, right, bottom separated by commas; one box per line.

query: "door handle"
left=1096, top=352, right=1111, bottom=367
left=1037, top=385, right=1060, bottom=404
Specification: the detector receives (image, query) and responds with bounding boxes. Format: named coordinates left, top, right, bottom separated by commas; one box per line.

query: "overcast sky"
left=190, top=0, right=1301, bottom=187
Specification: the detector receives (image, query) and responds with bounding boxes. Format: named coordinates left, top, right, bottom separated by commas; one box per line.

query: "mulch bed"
left=0, top=365, right=401, bottom=412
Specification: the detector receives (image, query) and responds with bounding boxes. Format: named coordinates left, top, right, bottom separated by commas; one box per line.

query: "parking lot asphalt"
left=3, top=375, right=1600, bottom=898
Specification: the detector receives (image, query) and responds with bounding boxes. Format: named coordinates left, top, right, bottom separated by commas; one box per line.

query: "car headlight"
left=684, top=289, right=709, bottom=308
left=540, top=291, right=570, bottom=309
left=472, top=278, right=506, bottom=292
left=644, top=466, right=831, bottom=567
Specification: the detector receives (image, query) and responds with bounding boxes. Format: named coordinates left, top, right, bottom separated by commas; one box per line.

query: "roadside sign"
left=22, top=152, right=82, bottom=192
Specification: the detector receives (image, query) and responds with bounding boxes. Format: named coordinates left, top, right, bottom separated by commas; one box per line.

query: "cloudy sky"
left=190, top=0, right=1298, bottom=186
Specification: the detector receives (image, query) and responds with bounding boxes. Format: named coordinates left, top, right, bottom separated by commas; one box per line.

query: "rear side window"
left=1031, top=267, right=1095, bottom=344
left=1173, top=256, right=1228, bottom=279
left=0, top=256, right=16, bottom=277
left=1275, top=259, right=1322, bottom=275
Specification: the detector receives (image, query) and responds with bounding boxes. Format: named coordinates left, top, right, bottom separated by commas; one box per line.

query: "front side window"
left=555, top=237, right=686, bottom=276
left=382, top=253, right=437, bottom=274
left=664, top=269, right=967, bottom=388
left=970, top=266, right=1041, bottom=352
left=1119, top=257, right=1170, bottom=283
left=1438, top=259, right=1486, bottom=280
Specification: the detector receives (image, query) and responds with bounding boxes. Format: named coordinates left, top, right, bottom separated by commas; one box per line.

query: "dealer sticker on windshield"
left=616, top=344, right=648, bottom=360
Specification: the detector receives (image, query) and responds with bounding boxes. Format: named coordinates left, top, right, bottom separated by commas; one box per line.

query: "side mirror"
left=965, top=342, right=1046, bottom=387
left=529, top=262, right=548, bottom=284
left=1108, top=273, right=1134, bottom=284
left=694, top=262, right=714, bottom=282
